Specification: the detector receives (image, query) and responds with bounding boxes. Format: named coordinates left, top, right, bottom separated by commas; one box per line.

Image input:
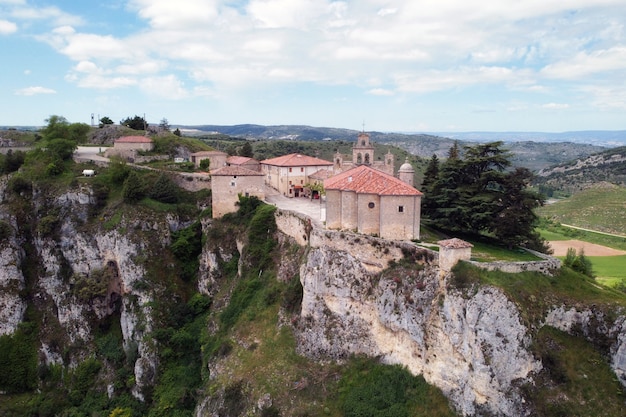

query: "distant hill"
left=179, top=124, right=608, bottom=172
left=535, top=146, right=626, bottom=193
left=433, top=130, right=626, bottom=147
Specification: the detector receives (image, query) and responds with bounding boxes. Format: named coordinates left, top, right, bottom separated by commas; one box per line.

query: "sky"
left=1, top=0, right=626, bottom=133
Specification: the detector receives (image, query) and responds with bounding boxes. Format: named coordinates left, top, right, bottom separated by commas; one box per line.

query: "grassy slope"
left=536, top=185, right=626, bottom=236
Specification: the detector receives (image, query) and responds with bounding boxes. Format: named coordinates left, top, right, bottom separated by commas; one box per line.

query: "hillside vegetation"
left=536, top=184, right=626, bottom=236
left=535, top=146, right=626, bottom=194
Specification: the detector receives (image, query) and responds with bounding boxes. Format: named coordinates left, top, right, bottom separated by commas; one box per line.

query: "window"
left=230, top=181, right=236, bottom=187
left=300, top=167, right=304, bottom=172
left=289, top=167, right=292, bottom=172
left=368, top=202, right=375, bottom=209
left=301, top=180, right=303, bottom=184
left=398, top=206, right=404, bottom=213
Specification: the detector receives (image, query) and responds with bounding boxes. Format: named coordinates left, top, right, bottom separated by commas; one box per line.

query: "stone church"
left=333, top=132, right=395, bottom=175
left=324, top=131, right=422, bottom=241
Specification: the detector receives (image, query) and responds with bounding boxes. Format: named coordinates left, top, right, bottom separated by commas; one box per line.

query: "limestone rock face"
left=297, top=245, right=540, bottom=416
left=0, top=182, right=170, bottom=398
left=0, top=224, right=26, bottom=336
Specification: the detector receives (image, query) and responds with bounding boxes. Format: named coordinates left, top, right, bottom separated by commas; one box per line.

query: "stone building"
left=210, top=166, right=265, bottom=218
left=190, top=150, right=228, bottom=170
left=260, top=153, right=333, bottom=197
left=105, top=135, right=154, bottom=160
left=438, top=238, right=473, bottom=276
left=333, top=132, right=395, bottom=175
left=324, top=164, right=423, bottom=240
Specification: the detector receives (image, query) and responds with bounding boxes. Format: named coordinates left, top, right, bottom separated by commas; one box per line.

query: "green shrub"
left=122, top=170, right=146, bottom=203
left=38, top=214, right=60, bottom=237
left=0, top=322, right=38, bottom=393
left=339, top=359, right=425, bottom=417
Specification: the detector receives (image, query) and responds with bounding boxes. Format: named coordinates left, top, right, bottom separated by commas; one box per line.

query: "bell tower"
left=353, top=132, right=374, bottom=166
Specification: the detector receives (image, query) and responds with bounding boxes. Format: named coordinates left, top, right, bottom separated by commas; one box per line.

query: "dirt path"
left=548, top=240, right=626, bottom=257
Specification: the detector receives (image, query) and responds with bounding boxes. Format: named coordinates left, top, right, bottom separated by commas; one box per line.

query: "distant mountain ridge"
left=180, top=124, right=626, bottom=146
left=179, top=124, right=608, bottom=172
left=534, top=146, right=626, bottom=192
left=431, top=130, right=626, bottom=147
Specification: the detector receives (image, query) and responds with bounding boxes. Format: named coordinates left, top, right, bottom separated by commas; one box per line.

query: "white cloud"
left=246, top=0, right=328, bottom=29
left=128, top=0, right=219, bottom=29
left=139, top=75, right=188, bottom=99
left=0, top=19, right=17, bottom=34
left=541, top=46, right=626, bottom=79
left=15, top=86, right=56, bottom=95
left=367, top=88, right=394, bottom=96
left=542, top=103, right=570, bottom=110
left=10, top=4, right=83, bottom=26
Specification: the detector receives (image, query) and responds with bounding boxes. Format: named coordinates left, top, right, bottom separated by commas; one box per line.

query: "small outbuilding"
left=210, top=165, right=265, bottom=218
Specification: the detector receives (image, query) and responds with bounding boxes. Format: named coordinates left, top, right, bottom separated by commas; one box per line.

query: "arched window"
left=364, top=153, right=370, bottom=164
left=357, top=153, right=362, bottom=164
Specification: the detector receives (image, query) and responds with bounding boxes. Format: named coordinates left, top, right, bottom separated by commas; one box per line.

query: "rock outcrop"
left=295, top=243, right=540, bottom=416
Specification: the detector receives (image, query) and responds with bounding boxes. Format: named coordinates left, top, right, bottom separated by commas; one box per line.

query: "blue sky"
left=2, top=0, right=626, bottom=132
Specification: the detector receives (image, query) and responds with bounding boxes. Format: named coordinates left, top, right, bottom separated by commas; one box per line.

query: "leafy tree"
left=239, top=141, right=253, bottom=158
left=46, top=138, right=77, bottom=161
left=564, top=248, right=594, bottom=277
left=120, top=115, right=147, bottom=131
left=159, top=118, right=170, bottom=131
left=173, top=128, right=181, bottom=137
left=41, top=115, right=90, bottom=143
left=99, top=116, right=114, bottom=128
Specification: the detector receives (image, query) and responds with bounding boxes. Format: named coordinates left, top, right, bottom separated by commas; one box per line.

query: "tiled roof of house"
left=324, top=165, right=423, bottom=196
left=115, top=136, right=153, bottom=143
left=227, top=156, right=256, bottom=165
left=309, top=169, right=334, bottom=180
left=210, top=166, right=263, bottom=176
left=261, top=153, right=333, bottom=167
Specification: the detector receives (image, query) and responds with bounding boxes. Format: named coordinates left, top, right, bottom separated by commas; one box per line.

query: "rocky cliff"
left=1, top=178, right=626, bottom=416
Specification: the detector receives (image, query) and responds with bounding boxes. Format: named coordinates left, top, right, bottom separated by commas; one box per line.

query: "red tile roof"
left=309, top=169, right=334, bottom=180
left=227, top=156, right=256, bottom=165
left=115, top=136, right=153, bottom=143
left=211, top=166, right=263, bottom=176
left=325, top=165, right=423, bottom=196
left=261, top=153, right=333, bottom=167
left=191, top=150, right=227, bottom=156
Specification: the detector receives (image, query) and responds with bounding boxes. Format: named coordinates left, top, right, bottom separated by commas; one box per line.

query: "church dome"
left=398, top=157, right=414, bottom=173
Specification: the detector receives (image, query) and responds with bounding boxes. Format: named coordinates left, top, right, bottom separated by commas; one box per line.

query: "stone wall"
left=274, top=208, right=435, bottom=272
left=470, top=249, right=561, bottom=275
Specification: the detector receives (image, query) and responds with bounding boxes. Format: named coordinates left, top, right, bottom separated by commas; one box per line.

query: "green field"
left=537, top=185, right=626, bottom=236
left=588, top=255, right=626, bottom=287
left=538, top=226, right=626, bottom=286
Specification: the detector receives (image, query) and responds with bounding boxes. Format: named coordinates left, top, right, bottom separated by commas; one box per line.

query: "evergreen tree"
left=426, top=141, right=546, bottom=249
left=490, top=167, right=545, bottom=249
left=122, top=170, right=145, bottom=203
left=150, top=173, right=179, bottom=204
left=420, top=154, right=439, bottom=193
